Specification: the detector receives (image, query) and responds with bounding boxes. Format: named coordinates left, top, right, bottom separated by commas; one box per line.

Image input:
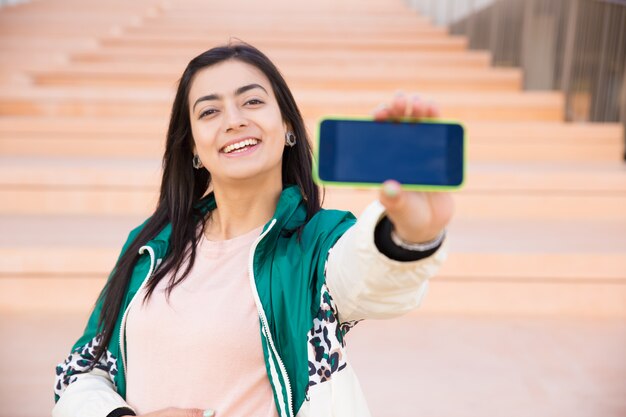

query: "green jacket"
left=53, top=185, right=447, bottom=417
left=56, top=185, right=354, bottom=415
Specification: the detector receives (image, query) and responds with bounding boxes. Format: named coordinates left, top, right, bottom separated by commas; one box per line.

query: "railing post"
left=446, top=0, right=454, bottom=26
left=594, top=3, right=611, bottom=121
left=520, top=0, right=536, bottom=89
left=489, top=0, right=501, bottom=65
left=621, top=65, right=626, bottom=160
left=467, top=0, right=476, bottom=48
left=561, top=0, right=579, bottom=121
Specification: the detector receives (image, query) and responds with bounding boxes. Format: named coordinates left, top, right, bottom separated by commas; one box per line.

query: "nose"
left=223, top=103, right=248, bottom=132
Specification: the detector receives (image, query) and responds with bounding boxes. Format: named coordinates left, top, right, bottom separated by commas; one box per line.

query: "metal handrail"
left=408, top=0, right=626, bottom=132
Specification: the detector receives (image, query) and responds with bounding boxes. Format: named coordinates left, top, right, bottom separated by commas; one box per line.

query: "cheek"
left=190, top=122, right=218, bottom=151
left=269, top=127, right=286, bottom=157
left=257, top=110, right=286, bottom=153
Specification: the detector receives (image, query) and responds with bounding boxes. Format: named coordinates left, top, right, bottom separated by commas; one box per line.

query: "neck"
left=205, top=176, right=282, bottom=240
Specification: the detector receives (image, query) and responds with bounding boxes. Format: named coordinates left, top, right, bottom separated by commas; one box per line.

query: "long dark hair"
left=89, top=41, right=321, bottom=368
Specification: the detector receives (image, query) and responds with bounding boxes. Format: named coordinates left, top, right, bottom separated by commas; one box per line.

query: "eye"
left=198, top=108, right=218, bottom=119
left=245, top=98, right=264, bottom=106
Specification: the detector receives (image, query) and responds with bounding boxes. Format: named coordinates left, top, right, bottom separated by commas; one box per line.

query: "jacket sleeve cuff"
left=374, top=216, right=443, bottom=261
left=107, top=407, right=136, bottom=417
left=52, top=369, right=135, bottom=417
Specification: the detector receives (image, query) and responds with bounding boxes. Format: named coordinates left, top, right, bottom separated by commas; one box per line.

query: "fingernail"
left=394, top=90, right=404, bottom=97
left=383, top=181, right=401, bottom=198
left=371, top=103, right=387, bottom=115
left=428, top=100, right=439, bottom=114
left=204, top=409, right=215, bottom=417
left=411, top=94, right=420, bottom=102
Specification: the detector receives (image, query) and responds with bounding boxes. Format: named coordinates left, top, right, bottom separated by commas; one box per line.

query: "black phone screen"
left=318, top=119, right=464, bottom=187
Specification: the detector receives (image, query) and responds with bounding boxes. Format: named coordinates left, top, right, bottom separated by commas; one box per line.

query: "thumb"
left=379, top=180, right=407, bottom=217
left=197, top=409, right=215, bottom=417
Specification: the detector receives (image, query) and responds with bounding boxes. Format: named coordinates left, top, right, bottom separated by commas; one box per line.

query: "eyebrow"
left=192, top=83, right=268, bottom=112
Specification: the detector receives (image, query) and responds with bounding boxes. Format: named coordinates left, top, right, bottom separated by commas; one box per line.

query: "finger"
left=425, top=100, right=440, bottom=118
left=409, top=95, right=426, bottom=120
left=371, top=103, right=391, bottom=121
left=173, top=407, right=212, bottom=417
left=379, top=180, right=407, bottom=216
left=390, top=91, right=408, bottom=120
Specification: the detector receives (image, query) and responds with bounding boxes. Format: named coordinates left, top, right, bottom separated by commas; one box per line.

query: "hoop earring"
left=192, top=154, right=203, bottom=169
left=285, top=131, right=296, bottom=147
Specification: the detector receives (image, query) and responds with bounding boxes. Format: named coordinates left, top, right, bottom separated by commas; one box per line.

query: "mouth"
left=220, top=137, right=261, bottom=154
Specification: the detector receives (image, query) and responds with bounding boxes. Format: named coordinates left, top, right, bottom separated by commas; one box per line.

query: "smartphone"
left=314, top=116, right=466, bottom=191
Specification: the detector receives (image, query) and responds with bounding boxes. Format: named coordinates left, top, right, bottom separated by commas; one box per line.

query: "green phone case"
left=312, top=115, right=467, bottom=192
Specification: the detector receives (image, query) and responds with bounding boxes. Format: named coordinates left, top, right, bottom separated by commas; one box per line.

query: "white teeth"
left=223, top=138, right=259, bottom=154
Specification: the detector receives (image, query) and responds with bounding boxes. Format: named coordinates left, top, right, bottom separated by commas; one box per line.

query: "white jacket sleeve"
left=325, top=200, right=448, bottom=323
left=52, top=369, right=134, bottom=417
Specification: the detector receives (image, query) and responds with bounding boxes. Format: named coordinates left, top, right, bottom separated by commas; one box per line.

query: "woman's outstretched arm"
left=325, top=92, right=453, bottom=323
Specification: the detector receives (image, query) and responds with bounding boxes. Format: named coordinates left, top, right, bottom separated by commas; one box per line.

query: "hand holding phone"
left=317, top=92, right=459, bottom=244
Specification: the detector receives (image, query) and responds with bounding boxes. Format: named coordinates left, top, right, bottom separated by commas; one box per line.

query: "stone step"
left=98, top=33, right=469, bottom=52
left=0, top=19, right=440, bottom=37
left=0, top=22, right=141, bottom=37
left=0, top=88, right=565, bottom=121
left=122, top=23, right=449, bottom=39
left=0, top=37, right=99, bottom=51
left=0, top=27, right=451, bottom=48
left=0, top=0, right=159, bottom=17
left=28, top=63, right=521, bottom=91
left=5, top=50, right=495, bottom=85
left=2, top=1, right=420, bottom=28
left=146, top=9, right=432, bottom=21
left=70, top=48, right=493, bottom=68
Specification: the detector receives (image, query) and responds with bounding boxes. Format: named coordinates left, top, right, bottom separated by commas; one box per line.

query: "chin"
left=223, top=167, right=280, bottom=183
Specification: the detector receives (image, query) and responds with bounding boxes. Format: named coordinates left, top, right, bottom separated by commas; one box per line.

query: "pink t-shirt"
left=125, top=225, right=278, bottom=417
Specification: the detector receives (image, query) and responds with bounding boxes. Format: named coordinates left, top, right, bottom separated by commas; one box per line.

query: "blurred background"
left=0, top=0, right=625, bottom=416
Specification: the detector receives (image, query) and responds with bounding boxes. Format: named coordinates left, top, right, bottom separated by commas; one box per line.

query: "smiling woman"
left=51, top=41, right=452, bottom=417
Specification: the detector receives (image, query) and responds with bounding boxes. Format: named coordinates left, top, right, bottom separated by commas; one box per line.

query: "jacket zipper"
left=118, top=245, right=158, bottom=378
left=248, top=219, right=294, bottom=417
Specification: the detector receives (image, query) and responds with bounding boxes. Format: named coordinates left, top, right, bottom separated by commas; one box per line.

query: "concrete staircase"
left=0, top=0, right=624, bottom=416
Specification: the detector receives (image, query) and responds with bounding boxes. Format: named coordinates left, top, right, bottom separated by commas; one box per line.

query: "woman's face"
left=188, top=59, right=288, bottom=186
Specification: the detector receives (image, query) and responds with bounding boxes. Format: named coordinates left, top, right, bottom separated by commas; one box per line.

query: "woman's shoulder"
left=125, top=216, right=151, bottom=243
left=114, top=215, right=154, bottom=259
left=298, top=208, right=356, bottom=245
left=311, top=207, right=356, bottom=226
